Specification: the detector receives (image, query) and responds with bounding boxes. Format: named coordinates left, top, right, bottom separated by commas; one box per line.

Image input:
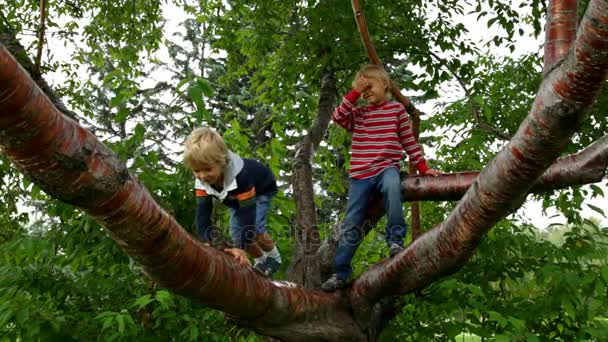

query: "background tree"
left=0, top=0, right=607, bottom=340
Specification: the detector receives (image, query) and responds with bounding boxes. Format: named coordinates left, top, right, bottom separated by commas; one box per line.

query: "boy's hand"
left=423, top=169, right=441, bottom=177
left=353, top=76, right=371, bottom=93
left=224, top=248, right=251, bottom=266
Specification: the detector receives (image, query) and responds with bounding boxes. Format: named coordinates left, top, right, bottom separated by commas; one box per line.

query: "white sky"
left=16, top=1, right=607, bottom=229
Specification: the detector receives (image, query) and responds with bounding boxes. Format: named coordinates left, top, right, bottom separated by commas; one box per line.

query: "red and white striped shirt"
left=332, top=90, right=429, bottom=179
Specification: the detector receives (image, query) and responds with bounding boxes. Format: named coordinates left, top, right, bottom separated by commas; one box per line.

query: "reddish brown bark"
left=401, top=134, right=608, bottom=202
left=0, top=23, right=79, bottom=121
left=33, top=0, right=47, bottom=77
left=544, top=0, right=578, bottom=74
left=0, top=45, right=363, bottom=341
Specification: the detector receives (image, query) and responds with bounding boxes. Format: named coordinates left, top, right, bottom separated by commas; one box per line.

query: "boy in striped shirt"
left=184, top=127, right=282, bottom=277
left=321, top=65, right=440, bottom=292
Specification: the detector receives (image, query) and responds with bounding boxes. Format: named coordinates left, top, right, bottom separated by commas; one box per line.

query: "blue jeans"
left=229, top=194, right=273, bottom=246
left=334, top=167, right=406, bottom=279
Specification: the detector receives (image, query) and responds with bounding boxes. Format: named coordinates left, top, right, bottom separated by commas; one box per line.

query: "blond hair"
left=183, top=127, right=229, bottom=170
left=355, top=64, right=390, bottom=94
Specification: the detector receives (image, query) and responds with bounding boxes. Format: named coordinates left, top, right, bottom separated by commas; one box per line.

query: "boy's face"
left=193, top=163, right=224, bottom=186
left=362, top=77, right=387, bottom=105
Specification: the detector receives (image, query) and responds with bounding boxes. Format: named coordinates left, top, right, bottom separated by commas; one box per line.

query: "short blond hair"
left=355, top=64, right=390, bottom=94
left=183, top=127, right=229, bottom=170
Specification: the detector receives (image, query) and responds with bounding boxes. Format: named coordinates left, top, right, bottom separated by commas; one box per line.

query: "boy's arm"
left=397, top=106, right=431, bottom=174
left=195, top=190, right=216, bottom=242
left=331, top=90, right=361, bottom=132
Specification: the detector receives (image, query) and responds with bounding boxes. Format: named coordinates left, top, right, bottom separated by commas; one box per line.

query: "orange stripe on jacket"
left=235, top=187, right=256, bottom=201
left=195, top=189, right=208, bottom=197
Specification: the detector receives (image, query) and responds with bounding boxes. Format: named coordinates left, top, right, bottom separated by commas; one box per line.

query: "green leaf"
left=487, top=17, right=498, bottom=28
left=487, top=311, right=507, bottom=328
left=155, top=290, right=174, bottom=310
left=134, top=124, right=146, bottom=139
left=590, top=184, right=604, bottom=197
left=195, top=77, right=214, bottom=97
left=116, top=314, right=125, bottom=333
left=190, top=326, right=199, bottom=340
left=176, top=76, right=194, bottom=93
left=586, top=204, right=605, bottom=217
left=132, top=294, right=154, bottom=310
left=115, top=107, right=130, bottom=123
left=495, top=335, right=510, bottom=342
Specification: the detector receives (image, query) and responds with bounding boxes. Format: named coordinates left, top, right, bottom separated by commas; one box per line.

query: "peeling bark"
left=544, top=0, right=578, bottom=74
left=401, top=134, right=608, bottom=202
left=0, top=45, right=363, bottom=341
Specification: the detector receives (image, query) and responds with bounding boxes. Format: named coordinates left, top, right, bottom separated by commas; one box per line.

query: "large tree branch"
left=544, top=0, right=578, bottom=74
left=350, top=0, right=608, bottom=322
left=0, top=44, right=365, bottom=341
left=401, top=134, right=608, bottom=202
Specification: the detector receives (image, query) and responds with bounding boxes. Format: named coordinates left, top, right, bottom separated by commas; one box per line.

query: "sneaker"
left=254, top=257, right=281, bottom=277
left=389, top=244, right=404, bottom=257
left=321, top=274, right=347, bottom=292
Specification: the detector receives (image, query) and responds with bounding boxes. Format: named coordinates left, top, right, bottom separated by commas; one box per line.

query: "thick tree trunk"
left=0, top=0, right=606, bottom=340
left=288, top=70, right=337, bottom=287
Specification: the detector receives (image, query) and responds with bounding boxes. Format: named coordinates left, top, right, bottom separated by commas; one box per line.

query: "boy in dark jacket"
left=184, top=127, right=282, bottom=277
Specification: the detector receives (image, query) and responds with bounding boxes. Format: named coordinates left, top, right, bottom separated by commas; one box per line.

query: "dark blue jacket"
left=195, top=151, right=277, bottom=248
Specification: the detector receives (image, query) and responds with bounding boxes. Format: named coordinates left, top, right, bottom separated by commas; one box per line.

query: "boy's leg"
left=229, top=208, right=264, bottom=260
left=254, top=194, right=280, bottom=258
left=333, top=177, right=374, bottom=280
left=253, top=193, right=281, bottom=277
left=254, top=194, right=277, bottom=248
left=378, top=167, right=407, bottom=249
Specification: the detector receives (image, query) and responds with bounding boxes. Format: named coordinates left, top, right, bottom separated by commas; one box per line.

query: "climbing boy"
left=321, top=64, right=440, bottom=291
left=183, top=127, right=282, bottom=277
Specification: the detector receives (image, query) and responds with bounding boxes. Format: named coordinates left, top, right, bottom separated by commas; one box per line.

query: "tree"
left=0, top=0, right=607, bottom=340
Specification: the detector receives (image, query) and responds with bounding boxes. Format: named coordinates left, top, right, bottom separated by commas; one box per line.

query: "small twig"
left=427, top=50, right=510, bottom=141
left=33, top=0, right=47, bottom=77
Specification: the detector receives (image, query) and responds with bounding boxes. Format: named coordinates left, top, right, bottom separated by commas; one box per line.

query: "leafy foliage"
left=386, top=221, right=608, bottom=341
left=0, top=0, right=606, bottom=339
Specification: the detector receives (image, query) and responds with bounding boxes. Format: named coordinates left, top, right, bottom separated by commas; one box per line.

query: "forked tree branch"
left=349, top=0, right=608, bottom=323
